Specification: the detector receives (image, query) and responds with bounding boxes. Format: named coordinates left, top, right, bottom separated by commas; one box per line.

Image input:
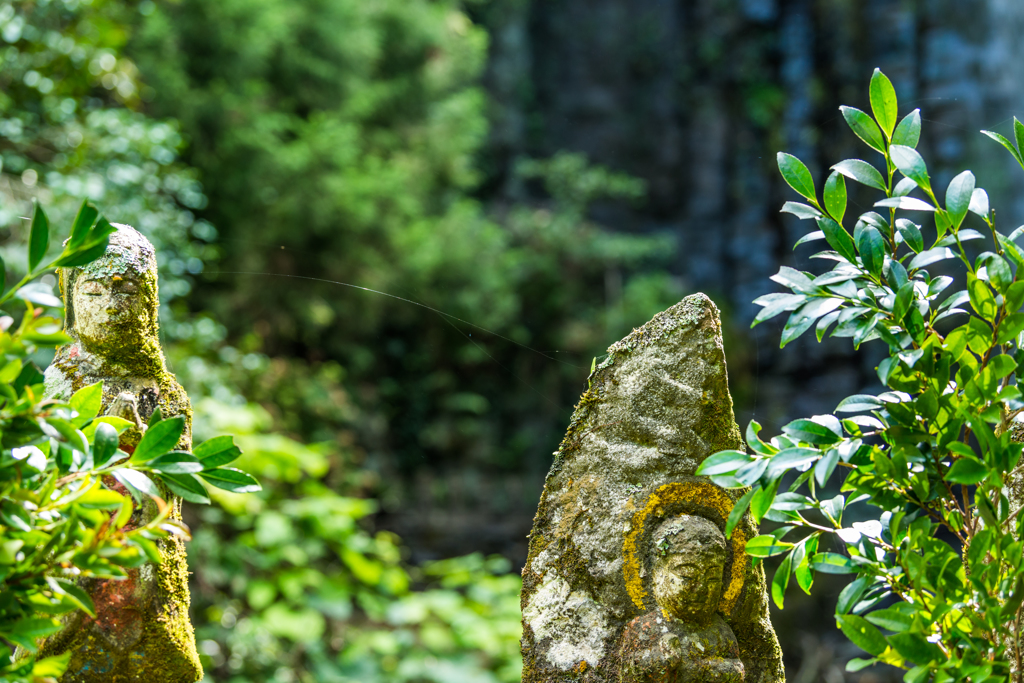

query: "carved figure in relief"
left=619, top=515, right=743, bottom=682
left=39, top=225, right=202, bottom=682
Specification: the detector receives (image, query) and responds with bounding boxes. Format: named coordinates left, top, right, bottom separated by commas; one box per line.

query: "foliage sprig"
left=700, top=69, right=1024, bottom=683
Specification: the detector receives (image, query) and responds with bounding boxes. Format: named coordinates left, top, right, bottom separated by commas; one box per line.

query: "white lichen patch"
left=523, top=570, right=611, bottom=669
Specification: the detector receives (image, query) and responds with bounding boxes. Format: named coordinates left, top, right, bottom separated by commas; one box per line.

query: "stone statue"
left=39, top=225, right=202, bottom=682
left=520, top=293, right=783, bottom=683
left=619, top=516, right=743, bottom=682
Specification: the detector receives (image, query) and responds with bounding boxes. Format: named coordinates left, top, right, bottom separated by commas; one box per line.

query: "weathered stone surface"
left=39, top=225, right=202, bottom=682
left=520, top=293, right=783, bottom=682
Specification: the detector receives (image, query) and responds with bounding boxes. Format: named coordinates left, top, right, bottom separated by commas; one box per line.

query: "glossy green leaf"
left=840, top=106, right=886, bottom=152
left=895, top=219, right=923, bottom=252
left=771, top=552, right=792, bottom=609
left=810, top=552, right=855, bottom=574
left=832, top=159, right=886, bottom=191
left=781, top=202, right=822, bottom=220
left=725, top=488, right=755, bottom=539
left=148, top=452, right=204, bottom=474
left=92, top=422, right=120, bottom=468
left=944, top=170, right=975, bottom=230
left=68, top=200, right=98, bottom=250
left=889, top=144, right=931, bottom=191
left=113, top=469, right=160, bottom=500
left=697, top=450, right=752, bottom=476
left=777, top=152, right=817, bottom=201
left=874, top=196, right=935, bottom=212
left=132, top=416, right=186, bottom=463
left=69, top=381, right=103, bottom=421
left=869, top=69, right=897, bottom=137
left=889, top=633, right=943, bottom=665
left=817, top=217, right=857, bottom=263
left=159, top=473, right=211, bottom=505
left=824, top=171, right=847, bottom=223
left=194, top=435, right=243, bottom=468
left=944, top=456, right=988, bottom=484
left=200, top=467, right=262, bottom=493
left=908, top=247, right=954, bottom=271
left=836, top=614, right=888, bottom=656
left=745, top=534, right=793, bottom=558
left=892, top=109, right=921, bottom=148
left=855, top=225, right=885, bottom=275
left=28, top=201, right=50, bottom=272
left=981, top=129, right=1024, bottom=167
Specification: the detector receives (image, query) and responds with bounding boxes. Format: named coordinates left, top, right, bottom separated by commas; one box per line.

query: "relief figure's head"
left=651, top=515, right=727, bottom=624
left=60, top=225, right=162, bottom=374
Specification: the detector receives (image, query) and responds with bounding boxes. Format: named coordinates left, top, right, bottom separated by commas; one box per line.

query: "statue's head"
left=60, top=225, right=161, bottom=367
left=650, top=514, right=727, bottom=623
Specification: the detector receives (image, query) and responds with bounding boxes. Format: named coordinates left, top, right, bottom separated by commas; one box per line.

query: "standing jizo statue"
left=520, top=294, right=784, bottom=682
left=39, top=225, right=202, bottom=682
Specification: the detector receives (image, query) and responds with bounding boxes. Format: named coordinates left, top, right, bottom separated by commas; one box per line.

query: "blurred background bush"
left=2, top=0, right=1023, bottom=680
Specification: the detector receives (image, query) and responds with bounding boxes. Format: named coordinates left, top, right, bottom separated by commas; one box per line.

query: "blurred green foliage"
left=128, top=0, right=682, bottom=479
left=1, top=0, right=688, bottom=680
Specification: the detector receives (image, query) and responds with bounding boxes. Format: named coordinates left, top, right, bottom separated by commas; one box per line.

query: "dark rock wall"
left=480, top=0, right=1024, bottom=434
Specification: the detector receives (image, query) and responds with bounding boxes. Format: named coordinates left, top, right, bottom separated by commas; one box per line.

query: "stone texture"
left=39, top=225, right=202, bottom=682
left=520, top=293, right=783, bottom=682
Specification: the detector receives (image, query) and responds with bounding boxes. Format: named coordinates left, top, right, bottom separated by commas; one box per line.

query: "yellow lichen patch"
left=622, top=481, right=747, bottom=614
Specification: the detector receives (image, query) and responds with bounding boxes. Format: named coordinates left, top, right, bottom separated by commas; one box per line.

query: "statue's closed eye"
left=80, top=281, right=105, bottom=296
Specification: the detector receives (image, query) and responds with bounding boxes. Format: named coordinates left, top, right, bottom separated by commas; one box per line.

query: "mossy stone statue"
left=520, top=294, right=783, bottom=683
left=38, top=225, right=202, bottom=682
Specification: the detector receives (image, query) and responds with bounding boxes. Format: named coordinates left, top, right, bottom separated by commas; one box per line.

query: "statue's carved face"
left=73, top=275, right=143, bottom=351
left=651, top=515, right=727, bottom=623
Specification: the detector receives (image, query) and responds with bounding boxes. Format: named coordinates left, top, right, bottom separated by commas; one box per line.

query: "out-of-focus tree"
left=129, top=2, right=681, bottom=553
left=0, top=0, right=210, bottom=316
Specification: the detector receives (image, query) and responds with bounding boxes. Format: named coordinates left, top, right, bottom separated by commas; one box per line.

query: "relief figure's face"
left=651, top=516, right=727, bottom=624
left=73, top=275, right=144, bottom=351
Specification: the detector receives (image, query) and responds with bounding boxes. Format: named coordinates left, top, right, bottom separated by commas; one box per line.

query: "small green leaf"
left=892, top=281, right=915, bottom=322
left=869, top=68, right=898, bottom=137
left=132, top=416, right=185, bottom=463
left=908, top=247, right=954, bottom=271
left=777, top=152, right=817, bottom=201
left=824, top=171, right=847, bottom=223
left=159, top=473, right=211, bottom=505
left=836, top=576, right=869, bottom=614
left=781, top=201, right=822, bottom=220
left=968, top=188, right=990, bottom=218
left=889, top=632, right=943, bottom=665
left=28, top=201, right=50, bottom=272
left=873, top=197, right=935, bottom=212
left=782, top=419, right=840, bottom=445
left=944, top=170, right=975, bottom=230
left=772, top=552, right=792, bottom=609
left=889, top=144, right=931, bottom=191
left=945, top=456, right=988, bottom=485
left=1015, top=117, right=1024, bottom=160
left=147, top=452, right=204, bottom=474
left=725, top=488, right=755, bottom=539
left=817, top=217, right=857, bottom=263
left=69, top=381, right=104, bottom=421
left=831, top=159, right=887, bottom=191
left=814, top=448, right=839, bottom=486
left=193, top=435, right=243, bottom=468
left=895, top=219, right=923, bottom=252
left=68, top=200, right=98, bottom=250
left=745, top=534, right=793, bottom=558
left=810, top=552, right=855, bottom=574
left=200, top=467, right=262, bottom=493
left=50, top=578, right=96, bottom=617
left=697, top=450, right=753, bottom=476
left=92, top=422, right=120, bottom=468
left=840, top=106, right=886, bottom=153
left=836, top=614, right=888, bottom=656
left=113, top=469, right=160, bottom=500
left=856, top=226, right=885, bottom=276
left=892, top=109, right=921, bottom=148
left=981, top=129, right=1024, bottom=168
